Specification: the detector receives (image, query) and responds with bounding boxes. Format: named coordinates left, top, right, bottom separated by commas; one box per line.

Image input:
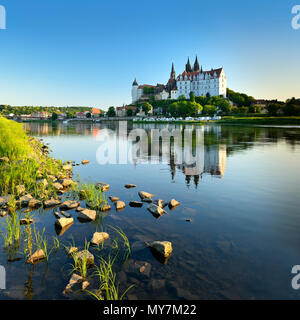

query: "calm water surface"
left=1, top=121, right=300, bottom=300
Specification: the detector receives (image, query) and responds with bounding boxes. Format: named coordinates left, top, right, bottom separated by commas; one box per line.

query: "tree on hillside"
left=189, top=92, right=195, bottom=102
left=51, top=112, right=58, bottom=121
left=267, top=103, right=281, bottom=116
left=203, top=105, right=217, bottom=116
left=107, top=106, right=116, bottom=117
left=126, top=109, right=133, bottom=116
left=142, top=102, right=152, bottom=115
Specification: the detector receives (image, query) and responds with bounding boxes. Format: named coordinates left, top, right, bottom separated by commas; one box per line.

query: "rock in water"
left=63, top=274, right=83, bottom=294
left=0, top=195, right=10, bottom=208
left=60, top=200, right=80, bottom=210
left=150, top=241, right=173, bottom=258
left=19, top=194, right=33, bottom=208
left=168, top=199, right=180, bottom=209
left=115, top=201, right=125, bottom=211
left=74, top=250, right=94, bottom=266
left=147, top=204, right=166, bottom=218
left=90, top=232, right=109, bottom=245
left=138, top=191, right=153, bottom=200
left=55, top=217, right=74, bottom=229
left=27, top=249, right=46, bottom=264
left=99, top=204, right=111, bottom=212
left=44, top=198, right=62, bottom=208
left=125, top=184, right=136, bottom=189
left=53, top=182, right=64, bottom=191
left=77, top=209, right=96, bottom=222
left=81, top=159, right=89, bottom=165
left=82, top=281, right=90, bottom=291
left=109, top=196, right=119, bottom=202
left=59, top=179, right=74, bottom=188
left=96, top=182, right=110, bottom=192
left=20, top=218, right=34, bottom=225
left=129, top=201, right=143, bottom=208
left=16, top=185, right=26, bottom=196
left=153, top=199, right=168, bottom=208
left=28, top=198, right=42, bottom=209
left=63, top=164, right=73, bottom=171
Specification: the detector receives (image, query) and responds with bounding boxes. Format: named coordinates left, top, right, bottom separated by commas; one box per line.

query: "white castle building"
left=132, top=56, right=227, bottom=103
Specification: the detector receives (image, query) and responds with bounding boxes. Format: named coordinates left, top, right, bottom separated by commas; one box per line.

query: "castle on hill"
left=131, top=56, right=227, bottom=103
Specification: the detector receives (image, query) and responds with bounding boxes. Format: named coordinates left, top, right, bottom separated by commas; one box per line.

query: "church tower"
left=170, top=62, right=176, bottom=80
left=131, top=78, right=139, bottom=103
left=193, top=56, right=200, bottom=72
left=185, top=57, right=192, bottom=72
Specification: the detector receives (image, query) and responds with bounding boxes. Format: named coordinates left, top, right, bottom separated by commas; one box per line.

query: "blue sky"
left=0, top=0, right=299, bottom=109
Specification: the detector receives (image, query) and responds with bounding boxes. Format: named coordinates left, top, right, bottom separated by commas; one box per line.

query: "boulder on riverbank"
left=18, top=194, right=33, bottom=208
left=0, top=157, right=9, bottom=163
left=90, top=232, right=109, bottom=245
left=0, top=195, right=10, bottom=208
left=28, top=198, right=42, bottom=209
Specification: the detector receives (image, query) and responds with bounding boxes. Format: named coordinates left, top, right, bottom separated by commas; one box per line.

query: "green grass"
left=0, top=116, right=33, bottom=160
left=88, top=255, right=134, bottom=300
left=217, top=116, right=300, bottom=125
left=70, top=240, right=91, bottom=279
left=75, top=183, right=107, bottom=211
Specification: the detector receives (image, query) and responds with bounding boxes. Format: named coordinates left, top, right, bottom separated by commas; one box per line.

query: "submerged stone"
left=153, top=199, right=168, bottom=208
left=150, top=241, right=173, bottom=259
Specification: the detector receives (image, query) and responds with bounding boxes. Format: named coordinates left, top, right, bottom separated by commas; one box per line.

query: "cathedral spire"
left=170, top=62, right=175, bottom=80
left=200, top=65, right=203, bottom=73
left=132, top=78, right=138, bottom=86
left=185, top=57, right=192, bottom=73
left=193, top=55, right=200, bottom=72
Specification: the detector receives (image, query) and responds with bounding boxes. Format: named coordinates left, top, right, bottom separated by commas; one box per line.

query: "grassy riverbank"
left=133, top=116, right=300, bottom=125
left=216, top=116, right=300, bottom=125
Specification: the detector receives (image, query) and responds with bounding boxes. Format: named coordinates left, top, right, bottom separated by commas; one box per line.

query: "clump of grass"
left=33, top=226, right=52, bottom=261
left=109, top=226, right=131, bottom=261
left=1, top=196, right=21, bottom=247
left=88, top=255, right=134, bottom=300
left=78, top=183, right=107, bottom=211
left=53, top=236, right=60, bottom=251
left=70, top=240, right=91, bottom=279
left=23, top=212, right=33, bottom=259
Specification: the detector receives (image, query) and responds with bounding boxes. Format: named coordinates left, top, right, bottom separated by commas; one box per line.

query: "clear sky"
left=0, top=0, right=299, bottom=109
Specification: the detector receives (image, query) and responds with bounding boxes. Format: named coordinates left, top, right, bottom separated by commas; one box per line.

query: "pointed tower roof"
left=170, top=62, right=176, bottom=80
left=132, top=78, right=138, bottom=86
left=185, top=57, right=192, bottom=73
left=193, top=55, right=200, bottom=72
left=200, top=65, right=203, bottom=73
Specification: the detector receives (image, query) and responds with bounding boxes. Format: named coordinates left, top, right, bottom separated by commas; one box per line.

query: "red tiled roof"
left=138, top=84, right=156, bottom=89
left=92, top=108, right=101, bottom=114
